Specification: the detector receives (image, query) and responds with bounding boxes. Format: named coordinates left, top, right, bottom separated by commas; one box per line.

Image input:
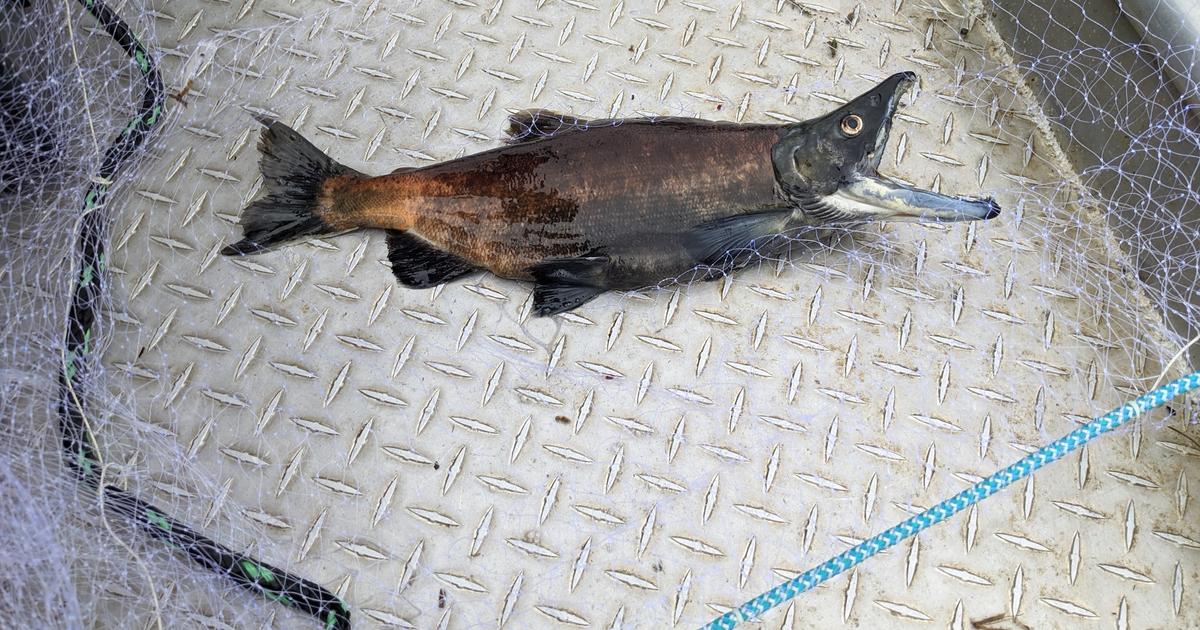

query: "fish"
left=222, top=71, right=1000, bottom=316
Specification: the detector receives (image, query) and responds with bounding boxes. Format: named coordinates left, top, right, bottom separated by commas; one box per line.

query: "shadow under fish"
left=223, top=71, right=1000, bottom=316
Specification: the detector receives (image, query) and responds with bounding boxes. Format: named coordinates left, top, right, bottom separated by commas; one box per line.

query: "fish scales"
left=327, top=121, right=784, bottom=279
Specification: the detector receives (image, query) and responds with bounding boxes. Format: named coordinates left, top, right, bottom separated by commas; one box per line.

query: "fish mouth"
left=815, top=72, right=1002, bottom=224
left=817, top=174, right=1002, bottom=223
left=862, top=71, right=916, bottom=173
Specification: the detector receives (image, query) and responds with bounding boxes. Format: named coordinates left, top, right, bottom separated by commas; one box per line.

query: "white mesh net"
left=2, top=0, right=1197, bottom=628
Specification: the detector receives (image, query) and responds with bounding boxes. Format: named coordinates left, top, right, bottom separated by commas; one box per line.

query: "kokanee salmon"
left=223, top=72, right=1000, bottom=316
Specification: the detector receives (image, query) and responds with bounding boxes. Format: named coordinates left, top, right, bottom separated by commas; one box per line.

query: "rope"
left=702, top=371, right=1200, bottom=630
left=55, top=1, right=350, bottom=627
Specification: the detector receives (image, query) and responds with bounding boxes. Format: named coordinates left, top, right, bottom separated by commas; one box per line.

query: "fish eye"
left=840, top=114, right=863, bottom=137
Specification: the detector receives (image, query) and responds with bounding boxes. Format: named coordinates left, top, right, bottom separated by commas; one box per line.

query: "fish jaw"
left=791, top=71, right=1001, bottom=225
left=832, top=72, right=1001, bottom=224
left=811, top=173, right=1002, bottom=223
left=859, top=71, right=916, bottom=175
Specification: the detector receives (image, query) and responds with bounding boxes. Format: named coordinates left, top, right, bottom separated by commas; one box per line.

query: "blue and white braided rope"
left=702, top=371, right=1200, bottom=630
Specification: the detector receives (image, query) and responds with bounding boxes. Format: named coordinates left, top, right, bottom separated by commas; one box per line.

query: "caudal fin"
left=221, top=116, right=362, bottom=256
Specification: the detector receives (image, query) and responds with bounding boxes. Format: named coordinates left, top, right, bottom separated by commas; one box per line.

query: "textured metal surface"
left=101, top=0, right=1198, bottom=628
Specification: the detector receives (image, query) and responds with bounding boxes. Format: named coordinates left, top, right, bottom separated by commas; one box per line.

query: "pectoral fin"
left=685, top=210, right=792, bottom=266
left=528, top=254, right=610, bottom=316
left=504, top=109, right=593, bottom=144
left=386, top=230, right=477, bottom=288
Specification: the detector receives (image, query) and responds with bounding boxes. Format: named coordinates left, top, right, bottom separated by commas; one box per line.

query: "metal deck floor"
left=99, top=0, right=1198, bottom=627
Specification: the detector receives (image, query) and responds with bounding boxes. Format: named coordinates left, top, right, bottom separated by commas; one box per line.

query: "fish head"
left=775, top=71, right=1001, bottom=224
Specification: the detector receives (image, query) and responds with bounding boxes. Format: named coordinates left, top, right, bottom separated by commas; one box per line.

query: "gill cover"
left=774, top=72, right=1001, bottom=224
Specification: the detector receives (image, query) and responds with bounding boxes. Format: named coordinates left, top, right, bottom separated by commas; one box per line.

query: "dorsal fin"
left=504, top=109, right=593, bottom=144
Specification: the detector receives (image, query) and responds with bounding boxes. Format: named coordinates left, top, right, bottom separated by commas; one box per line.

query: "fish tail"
left=221, top=116, right=362, bottom=256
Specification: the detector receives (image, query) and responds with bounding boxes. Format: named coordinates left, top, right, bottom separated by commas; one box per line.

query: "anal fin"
left=386, top=230, right=477, bottom=288
left=532, top=284, right=605, bottom=317
left=528, top=254, right=609, bottom=316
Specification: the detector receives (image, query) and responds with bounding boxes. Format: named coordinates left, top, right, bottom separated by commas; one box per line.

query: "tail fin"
left=221, top=116, right=362, bottom=256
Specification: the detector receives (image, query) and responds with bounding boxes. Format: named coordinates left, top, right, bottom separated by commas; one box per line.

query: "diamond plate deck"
left=100, top=0, right=1198, bottom=628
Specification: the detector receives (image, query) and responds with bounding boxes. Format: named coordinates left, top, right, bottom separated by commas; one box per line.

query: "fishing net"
left=2, top=0, right=1197, bottom=628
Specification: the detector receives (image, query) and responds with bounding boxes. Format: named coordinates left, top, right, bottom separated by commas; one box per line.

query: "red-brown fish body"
left=323, top=117, right=787, bottom=283
left=223, top=73, right=1001, bottom=315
